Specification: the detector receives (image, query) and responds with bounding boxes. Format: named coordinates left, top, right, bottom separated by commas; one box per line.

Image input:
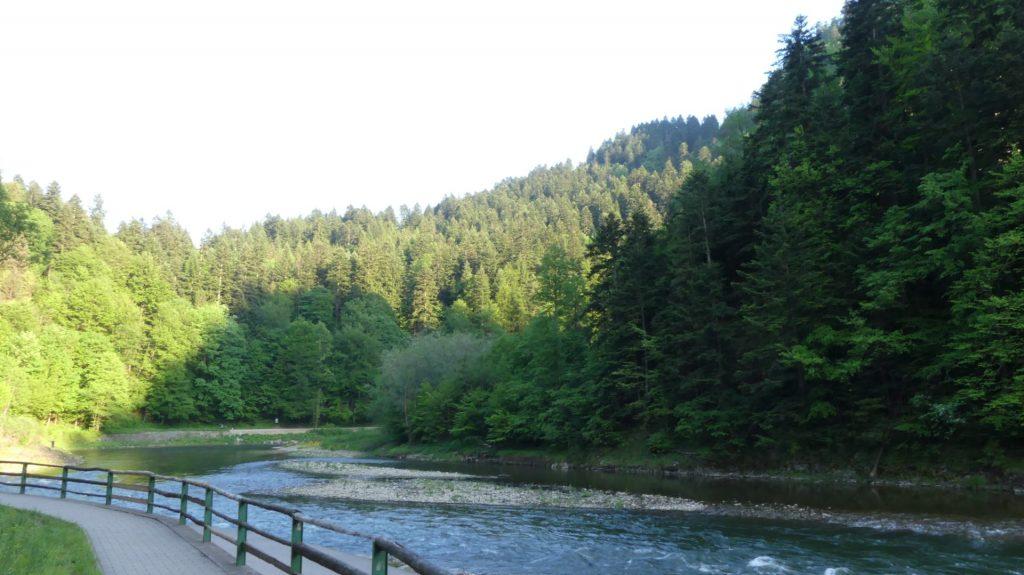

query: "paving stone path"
left=0, top=491, right=417, bottom=575
left=0, top=493, right=251, bottom=575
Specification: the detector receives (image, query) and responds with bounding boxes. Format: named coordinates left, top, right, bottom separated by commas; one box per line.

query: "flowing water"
left=49, top=446, right=1024, bottom=574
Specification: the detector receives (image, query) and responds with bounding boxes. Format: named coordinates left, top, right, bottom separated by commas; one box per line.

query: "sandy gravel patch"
left=275, top=446, right=365, bottom=458
left=280, top=471, right=705, bottom=512
left=280, top=460, right=477, bottom=480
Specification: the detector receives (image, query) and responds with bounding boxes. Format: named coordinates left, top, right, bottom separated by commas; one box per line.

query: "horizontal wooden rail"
left=244, top=541, right=295, bottom=574
left=0, top=460, right=460, bottom=575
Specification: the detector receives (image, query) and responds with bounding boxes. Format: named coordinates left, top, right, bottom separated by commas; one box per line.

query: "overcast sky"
left=2, top=0, right=845, bottom=241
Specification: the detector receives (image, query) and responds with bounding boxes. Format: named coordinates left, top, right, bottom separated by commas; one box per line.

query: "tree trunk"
left=869, top=434, right=887, bottom=479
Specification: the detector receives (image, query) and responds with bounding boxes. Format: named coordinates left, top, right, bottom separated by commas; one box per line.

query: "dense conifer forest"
left=2, top=0, right=1023, bottom=472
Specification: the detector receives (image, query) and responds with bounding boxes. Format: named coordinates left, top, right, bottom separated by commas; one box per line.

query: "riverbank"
left=311, top=428, right=1024, bottom=494
left=92, top=426, right=324, bottom=449
left=0, top=415, right=88, bottom=471
left=100, top=426, right=313, bottom=444
left=68, top=423, right=1024, bottom=494
left=0, top=417, right=316, bottom=467
left=91, top=425, right=376, bottom=451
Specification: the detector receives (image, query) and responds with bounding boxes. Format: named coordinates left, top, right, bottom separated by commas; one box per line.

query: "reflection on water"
left=56, top=446, right=1024, bottom=575
left=71, top=444, right=290, bottom=477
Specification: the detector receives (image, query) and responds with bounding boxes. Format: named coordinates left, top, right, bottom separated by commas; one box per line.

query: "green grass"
left=0, top=505, right=100, bottom=575
left=314, top=427, right=392, bottom=451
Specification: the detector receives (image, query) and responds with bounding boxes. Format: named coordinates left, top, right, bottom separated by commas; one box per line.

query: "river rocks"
left=276, top=446, right=365, bottom=458
left=278, top=460, right=706, bottom=512
left=280, top=460, right=477, bottom=480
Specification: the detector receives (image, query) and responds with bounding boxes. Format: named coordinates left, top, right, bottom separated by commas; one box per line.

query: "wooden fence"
left=0, top=460, right=455, bottom=575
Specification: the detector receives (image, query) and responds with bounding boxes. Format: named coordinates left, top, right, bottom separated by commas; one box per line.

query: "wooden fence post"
left=372, top=541, right=389, bottom=575
left=60, top=467, right=68, bottom=499
left=146, top=476, right=155, bottom=513
left=105, top=471, right=113, bottom=505
left=179, top=482, right=188, bottom=525
left=235, top=500, right=248, bottom=566
left=18, top=463, right=27, bottom=494
left=203, top=488, right=213, bottom=542
left=290, top=517, right=303, bottom=574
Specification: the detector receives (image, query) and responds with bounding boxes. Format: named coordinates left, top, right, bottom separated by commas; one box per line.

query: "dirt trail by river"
left=100, top=427, right=315, bottom=443
left=0, top=444, right=79, bottom=472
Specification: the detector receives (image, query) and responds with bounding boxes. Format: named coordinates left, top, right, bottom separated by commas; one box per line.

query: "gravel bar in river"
left=278, top=460, right=706, bottom=511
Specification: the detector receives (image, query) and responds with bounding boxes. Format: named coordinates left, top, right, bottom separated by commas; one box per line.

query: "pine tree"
left=407, top=255, right=441, bottom=332
left=585, top=212, right=662, bottom=443
left=464, top=263, right=493, bottom=315
left=653, top=167, right=735, bottom=444
left=737, top=156, right=848, bottom=447
left=947, top=152, right=1024, bottom=444
left=277, top=319, right=332, bottom=424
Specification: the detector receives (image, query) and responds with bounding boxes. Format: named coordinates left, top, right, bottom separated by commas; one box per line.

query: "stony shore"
left=368, top=450, right=1024, bottom=494
left=277, top=460, right=1024, bottom=540
left=278, top=460, right=706, bottom=511
left=279, top=460, right=478, bottom=480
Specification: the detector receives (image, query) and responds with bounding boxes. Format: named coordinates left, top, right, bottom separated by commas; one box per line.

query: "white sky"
left=2, top=0, right=844, bottom=241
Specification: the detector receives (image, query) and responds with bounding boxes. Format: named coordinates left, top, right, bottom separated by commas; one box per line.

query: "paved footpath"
left=0, top=493, right=252, bottom=575
left=0, top=492, right=418, bottom=575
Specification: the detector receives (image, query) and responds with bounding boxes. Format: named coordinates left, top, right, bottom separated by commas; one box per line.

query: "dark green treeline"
left=3, top=0, right=1023, bottom=471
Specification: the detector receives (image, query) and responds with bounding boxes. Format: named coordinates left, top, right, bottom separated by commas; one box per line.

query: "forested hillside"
left=0, top=113, right=714, bottom=428
left=3, top=0, right=1023, bottom=473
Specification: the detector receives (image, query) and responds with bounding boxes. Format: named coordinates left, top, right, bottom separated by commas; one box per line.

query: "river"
left=60, top=445, right=1024, bottom=574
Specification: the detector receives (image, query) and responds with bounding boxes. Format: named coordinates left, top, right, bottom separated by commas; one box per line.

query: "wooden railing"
left=0, top=460, right=455, bottom=575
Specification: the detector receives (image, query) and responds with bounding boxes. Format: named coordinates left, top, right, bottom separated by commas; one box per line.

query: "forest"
left=2, top=0, right=1023, bottom=471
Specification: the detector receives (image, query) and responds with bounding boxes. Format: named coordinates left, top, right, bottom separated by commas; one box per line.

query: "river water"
left=56, top=446, right=1024, bottom=574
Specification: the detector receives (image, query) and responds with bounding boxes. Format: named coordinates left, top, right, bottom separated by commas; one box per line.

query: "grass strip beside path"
left=0, top=504, right=101, bottom=575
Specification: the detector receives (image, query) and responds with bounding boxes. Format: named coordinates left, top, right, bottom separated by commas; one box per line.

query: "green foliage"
left=328, top=327, right=379, bottom=422
left=296, top=286, right=334, bottom=326
left=2, top=0, right=1023, bottom=474
left=374, top=332, right=494, bottom=441
left=947, top=152, right=1024, bottom=442
left=588, top=115, right=718, bottom=175
left=314, top=425, right=392, bottom=452
left=191, top=313, right=248, bottom=421
left=370, top=2, right=1024, bottom=469
left=276, top=318, right=332, bottom=424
